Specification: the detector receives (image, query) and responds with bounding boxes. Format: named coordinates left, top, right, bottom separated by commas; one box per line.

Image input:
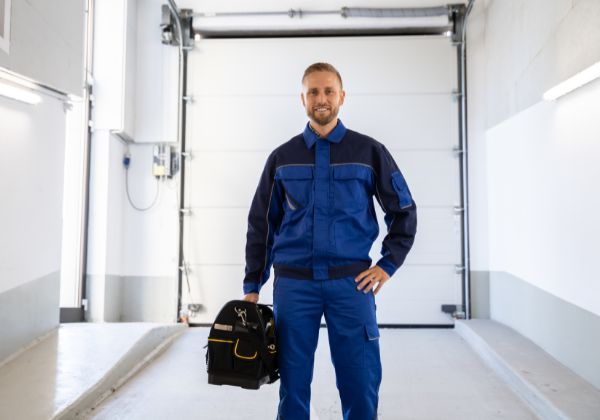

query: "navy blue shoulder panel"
left=272, top=135, right=314, bottom=167
left=330, top=129, right=386, bottom=171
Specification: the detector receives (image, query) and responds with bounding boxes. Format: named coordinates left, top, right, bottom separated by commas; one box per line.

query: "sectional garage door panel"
left=183, top=35, right=461, bottom=325
left=187, top=97, right=305, bottom=152
left=183, top=265, right=275, bottom=324
left=191, top=37, right=456, bottom=96
left=184, top=150, right=459, bottom=212
left=370, top=206, right=461, bottom=265
left=342, top=95, right=459, bottom=151
left=374, top=298, right=460, bottom=324
left=188, top=94, right=458, bottom=152
left=391, top=150, right=460, bottom=207
left=184, top=208, right=248, bottom=266
left=185, top=207, right=459, bottom=266
left=184, top=151, right=268, bottom=209
left=183, top=264, right=459, bottom=325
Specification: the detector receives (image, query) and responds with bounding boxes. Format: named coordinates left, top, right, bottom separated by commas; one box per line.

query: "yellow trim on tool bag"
left=208, top=338, right=234, bottom=344
left=234, top=339, right=258, bottom=360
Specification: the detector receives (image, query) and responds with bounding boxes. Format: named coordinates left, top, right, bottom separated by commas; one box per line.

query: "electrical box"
left=153, top=144, right=172, bottom=177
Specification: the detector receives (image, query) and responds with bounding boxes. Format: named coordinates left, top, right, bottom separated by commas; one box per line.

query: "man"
left=243, top=62, right=417, bottom=419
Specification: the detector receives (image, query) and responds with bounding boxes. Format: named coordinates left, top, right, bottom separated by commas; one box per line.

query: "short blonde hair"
left=302, top=62, right=343, bottom=88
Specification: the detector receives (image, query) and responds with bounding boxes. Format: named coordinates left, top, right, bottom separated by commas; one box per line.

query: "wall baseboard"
left=490, top=271, right=600, bottom=389
left=0, top=272, right=60, bottom=364
left=85, top=275, right=177, bottom=323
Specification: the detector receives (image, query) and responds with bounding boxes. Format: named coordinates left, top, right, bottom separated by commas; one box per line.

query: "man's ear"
left=340, top=89, right=346, bottom=106
left=300, top=92, right=306, bottom=107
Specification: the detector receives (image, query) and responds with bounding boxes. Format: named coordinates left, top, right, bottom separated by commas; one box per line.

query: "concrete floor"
left=0, top=323, right=183, bottom=420
left=87, top=328, right=538, bottom=420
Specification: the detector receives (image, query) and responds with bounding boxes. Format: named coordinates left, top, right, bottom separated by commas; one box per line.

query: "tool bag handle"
left=245, top=304, right=279, bottom=382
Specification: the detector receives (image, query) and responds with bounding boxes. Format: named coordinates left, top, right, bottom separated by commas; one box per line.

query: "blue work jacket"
left=243, top=119, right=417, bottom=294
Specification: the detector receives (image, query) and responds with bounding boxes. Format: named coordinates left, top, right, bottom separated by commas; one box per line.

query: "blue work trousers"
left=273, top=274, right=382, bottom=420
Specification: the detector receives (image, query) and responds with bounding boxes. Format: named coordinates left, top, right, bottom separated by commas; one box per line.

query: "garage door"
left=182, top=35, right=461, bottom=325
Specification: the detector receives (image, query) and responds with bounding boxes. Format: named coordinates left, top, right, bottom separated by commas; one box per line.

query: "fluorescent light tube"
left=0, top=81, right=42, bottom=104
left=543, top=61, right=600, bottom=101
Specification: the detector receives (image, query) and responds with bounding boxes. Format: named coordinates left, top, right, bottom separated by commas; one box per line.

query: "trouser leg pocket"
left=364, top=322, right=381, bottom=368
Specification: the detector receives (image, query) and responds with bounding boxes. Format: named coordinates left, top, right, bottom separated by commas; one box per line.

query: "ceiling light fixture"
left=0, top=80, right=42, bottom=105
left=543, top=61, right=600, bottom=101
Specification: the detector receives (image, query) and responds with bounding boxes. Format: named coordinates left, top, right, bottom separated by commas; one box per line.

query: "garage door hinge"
left=454, top=264, right=465, bottom=274
left=182, top=95, right=194, bottom=103
left=180, top=151, right=193, bottom=159
left=452, top=146, right=464, bottom=157
left=451, top=89, right=463, bottom=101
left=453, top=206, right=464, bottom=214
left=179, top=208, right=192, bottom=215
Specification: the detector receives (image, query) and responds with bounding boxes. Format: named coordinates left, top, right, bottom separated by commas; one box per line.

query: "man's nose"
left=316, top=92, right=328, bottom=103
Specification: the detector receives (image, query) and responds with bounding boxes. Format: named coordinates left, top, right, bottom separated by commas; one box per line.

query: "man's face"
left=301, top=71, right=346, bottom=127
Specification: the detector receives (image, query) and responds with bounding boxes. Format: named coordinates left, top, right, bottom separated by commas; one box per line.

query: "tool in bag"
left=205, top=300, right=279, bottom=389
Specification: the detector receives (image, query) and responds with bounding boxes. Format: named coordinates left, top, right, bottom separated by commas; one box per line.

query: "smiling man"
left=243, top=62, right=417, bottom=420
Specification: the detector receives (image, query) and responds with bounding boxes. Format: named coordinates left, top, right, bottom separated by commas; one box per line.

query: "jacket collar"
left=302, top=119, right=347, bottom=149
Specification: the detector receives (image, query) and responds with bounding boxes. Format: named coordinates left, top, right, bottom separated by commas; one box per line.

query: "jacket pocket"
left=391, top=171, right=413, bottom=209
left=285, top=193, right=300, bottom=211
left=276, top=165, right=314, bottom=209
left=332, top=164, right=373, bottom=209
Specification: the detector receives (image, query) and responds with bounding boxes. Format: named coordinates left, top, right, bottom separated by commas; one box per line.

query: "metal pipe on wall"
left=452, top=0, right=475, bottom=320
left=193, top=6, right=451, bottom=18
left=76, top=0, right=96, bottom=322
left=167, top=0, right=185, bottom=322
left=191, top=5, right=456, bottom=38
left=166, top=0, right=193, bottom=322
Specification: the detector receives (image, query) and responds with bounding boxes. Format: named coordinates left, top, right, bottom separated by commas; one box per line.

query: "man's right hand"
left=244, top=293, right=259, bottom=303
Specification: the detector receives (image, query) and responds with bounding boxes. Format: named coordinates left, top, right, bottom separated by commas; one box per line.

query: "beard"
left=306, top=104, right=340, bottom=126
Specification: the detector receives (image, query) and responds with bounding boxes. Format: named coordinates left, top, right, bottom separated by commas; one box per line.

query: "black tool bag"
left=205, top=300, right=279, bottom=389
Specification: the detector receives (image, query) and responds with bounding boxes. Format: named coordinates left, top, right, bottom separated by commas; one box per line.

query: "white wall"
left=483, top=0, right=600, bottom=128
left=0, top=0, right=85, bottom=95
left=487, top=82, right=600, bottom=316
left=0, top=93, right=66, bottom=361
left=85, top=0, right=179, bottom=322
left=0, top=96, right=66, bottom=294
left=467, top=0, right=600, bottom=387
left=0, top=0, right=85, bottom=361
left=468, top=0, right=600, bottom=311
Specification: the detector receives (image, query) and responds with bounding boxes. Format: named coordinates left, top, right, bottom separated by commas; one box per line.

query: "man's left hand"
left=355, top=266, right=390, bottom=295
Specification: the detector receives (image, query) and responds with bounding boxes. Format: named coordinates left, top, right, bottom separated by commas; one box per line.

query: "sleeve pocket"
left=391, top=171, right=413, bottom=209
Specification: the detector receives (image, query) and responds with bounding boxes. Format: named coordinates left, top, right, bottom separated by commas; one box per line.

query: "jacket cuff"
left=243, top=281, right=260, bottom=295
left=376, top=258, right=398, bottom=278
